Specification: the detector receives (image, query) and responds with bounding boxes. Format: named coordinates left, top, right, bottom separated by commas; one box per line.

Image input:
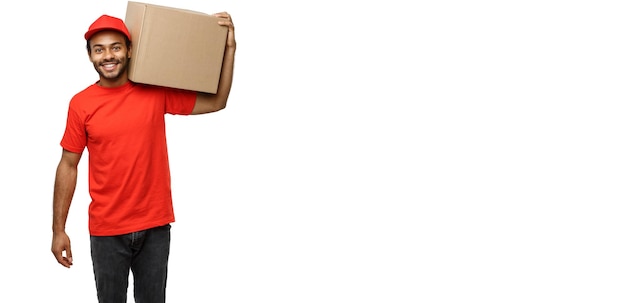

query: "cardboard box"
left=124, top=1, right=227, bottom=93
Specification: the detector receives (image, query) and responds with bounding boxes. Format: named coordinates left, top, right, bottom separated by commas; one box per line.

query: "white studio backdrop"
left=1, top=0, right=626, bottom=302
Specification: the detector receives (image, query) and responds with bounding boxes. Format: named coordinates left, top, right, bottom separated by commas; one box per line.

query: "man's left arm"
left=192, top=12, right=237, bottom=115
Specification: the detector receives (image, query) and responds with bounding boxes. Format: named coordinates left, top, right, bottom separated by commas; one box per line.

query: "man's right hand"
left=51, top=231, right=73, bottom=268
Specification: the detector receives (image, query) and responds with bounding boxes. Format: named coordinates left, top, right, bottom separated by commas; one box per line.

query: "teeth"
left=102, top=63, right=117, bottom=71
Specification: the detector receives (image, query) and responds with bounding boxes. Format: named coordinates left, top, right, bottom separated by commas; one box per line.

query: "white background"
left=1, top=0, right=626, bottom=302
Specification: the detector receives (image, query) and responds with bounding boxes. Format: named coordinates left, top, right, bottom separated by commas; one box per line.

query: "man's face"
left=88, top=30, right=131, bottom=82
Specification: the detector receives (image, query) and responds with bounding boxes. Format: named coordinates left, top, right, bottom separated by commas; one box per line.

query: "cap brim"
left=84, top=28, right=130, bottom=41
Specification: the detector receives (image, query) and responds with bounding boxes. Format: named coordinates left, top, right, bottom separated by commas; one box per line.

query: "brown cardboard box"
left=124, top=1, right=227, bottom=93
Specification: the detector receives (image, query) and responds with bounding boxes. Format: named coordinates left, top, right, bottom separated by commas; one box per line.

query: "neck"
left=98, top=76, right=129, bottom=88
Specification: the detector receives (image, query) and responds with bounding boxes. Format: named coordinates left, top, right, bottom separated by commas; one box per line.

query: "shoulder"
left=131, top=82, right=196, bottom=99
left=128, top=82, right=170, bottom=96
left=69, top=84, right=99, bottom=106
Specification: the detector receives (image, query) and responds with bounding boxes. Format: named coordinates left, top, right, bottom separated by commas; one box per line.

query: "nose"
left=103, top=49, right=115, bottom=60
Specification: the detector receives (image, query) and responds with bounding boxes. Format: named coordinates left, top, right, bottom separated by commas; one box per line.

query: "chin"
left=99, top=69, right=120, bottom=79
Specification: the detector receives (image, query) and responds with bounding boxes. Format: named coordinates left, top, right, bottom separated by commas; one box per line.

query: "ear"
left=86, top=42, right=93, bottom=60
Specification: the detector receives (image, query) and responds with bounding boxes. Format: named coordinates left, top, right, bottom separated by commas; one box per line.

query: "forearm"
left=52, top=164, right=77, bottom=233
left=216, top=47, right=236, bottom=102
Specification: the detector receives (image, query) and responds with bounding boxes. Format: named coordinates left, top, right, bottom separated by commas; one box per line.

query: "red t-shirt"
left=61, top=81, right=196, bottom=236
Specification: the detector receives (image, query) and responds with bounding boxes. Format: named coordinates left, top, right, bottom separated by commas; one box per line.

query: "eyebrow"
left=91, top=42, right=124, bottom=49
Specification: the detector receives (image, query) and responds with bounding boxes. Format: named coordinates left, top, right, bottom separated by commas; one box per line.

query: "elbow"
left=209, top=94, right=228, bottom=112
left=208, top=103, right=227, bottom=114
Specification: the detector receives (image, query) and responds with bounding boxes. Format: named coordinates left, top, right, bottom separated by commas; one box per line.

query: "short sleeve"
left=164, top=88, right=196, bottom=115
left=60, top=105, right=87, bottom=153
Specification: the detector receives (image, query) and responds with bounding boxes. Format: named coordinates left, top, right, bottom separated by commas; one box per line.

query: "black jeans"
left=91, top=224, right=171, bottom=303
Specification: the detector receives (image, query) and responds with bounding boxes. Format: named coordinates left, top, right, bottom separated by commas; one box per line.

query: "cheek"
left=89, top=53, right=102, bottom=61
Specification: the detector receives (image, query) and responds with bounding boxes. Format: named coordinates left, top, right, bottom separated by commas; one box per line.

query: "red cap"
left=84, top=15, right=131, bottom=41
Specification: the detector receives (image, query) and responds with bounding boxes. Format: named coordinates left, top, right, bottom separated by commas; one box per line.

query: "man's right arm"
left=51, top=149, right=82, bottom=268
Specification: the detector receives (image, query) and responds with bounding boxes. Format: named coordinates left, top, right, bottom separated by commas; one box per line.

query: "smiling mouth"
left=101, top=62, right=118, bottom=72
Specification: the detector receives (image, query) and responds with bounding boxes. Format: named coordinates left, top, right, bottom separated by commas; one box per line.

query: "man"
left=51, top=12, right=236, bottom=302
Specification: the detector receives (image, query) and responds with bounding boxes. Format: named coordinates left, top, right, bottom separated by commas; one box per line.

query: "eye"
left=94, top=48, right=103, bottom=53
left=113, top=46, right=121, bottom=51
